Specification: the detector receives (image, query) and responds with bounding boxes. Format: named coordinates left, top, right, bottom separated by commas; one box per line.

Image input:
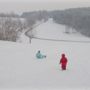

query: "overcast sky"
left=0, top=0, right=90, bottom=14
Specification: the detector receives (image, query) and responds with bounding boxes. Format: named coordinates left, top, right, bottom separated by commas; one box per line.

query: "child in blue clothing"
left=36, top=50, right=46, bottom=59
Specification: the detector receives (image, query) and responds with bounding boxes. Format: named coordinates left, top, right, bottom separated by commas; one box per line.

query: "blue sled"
left=36, top=55, right=46, bottom=59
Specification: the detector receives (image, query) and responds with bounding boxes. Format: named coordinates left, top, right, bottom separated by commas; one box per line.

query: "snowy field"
left=32, top=19, right=90, bottom=41
left=0, top=19, right=90, bottom=90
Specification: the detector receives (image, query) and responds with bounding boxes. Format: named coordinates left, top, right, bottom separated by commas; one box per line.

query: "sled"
left=36, top=55, right=46, bottom=59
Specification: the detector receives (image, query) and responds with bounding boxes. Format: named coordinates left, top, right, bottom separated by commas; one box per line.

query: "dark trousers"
left=61, top=65, right=66, bottom=70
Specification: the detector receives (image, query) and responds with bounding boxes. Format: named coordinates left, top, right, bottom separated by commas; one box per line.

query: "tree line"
left=0, top=7, right=90, bottom=42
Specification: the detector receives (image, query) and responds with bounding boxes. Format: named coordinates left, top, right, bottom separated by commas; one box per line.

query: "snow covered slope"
left=33, top=18, right=90, bottom=41
left=0, top=19, right=90, bottom=90
left=0, top=39, right=90, bottom=90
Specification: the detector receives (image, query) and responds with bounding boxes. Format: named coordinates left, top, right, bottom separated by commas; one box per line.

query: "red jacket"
left=60, top=55, right=68, bottom=66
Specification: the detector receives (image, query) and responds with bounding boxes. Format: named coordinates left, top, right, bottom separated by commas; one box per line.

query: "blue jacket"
left=36, top=52, right=45, bottom=59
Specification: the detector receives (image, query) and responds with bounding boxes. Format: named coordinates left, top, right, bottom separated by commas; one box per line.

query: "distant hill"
left=21, top=7, right=90, bottom=37
left=51, top=7, right=90, bottom=37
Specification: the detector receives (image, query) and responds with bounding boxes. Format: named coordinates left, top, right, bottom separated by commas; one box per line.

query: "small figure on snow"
left=36, top=50, right=46, bottom=59
left=59, top=53, right=68, bottom=70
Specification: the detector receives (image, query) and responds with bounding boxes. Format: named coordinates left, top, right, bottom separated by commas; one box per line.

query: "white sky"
left=0, top=0, right=90, bottom=14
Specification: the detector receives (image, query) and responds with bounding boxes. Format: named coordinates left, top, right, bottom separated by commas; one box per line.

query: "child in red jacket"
left=59, top=54, right=68, bottom=70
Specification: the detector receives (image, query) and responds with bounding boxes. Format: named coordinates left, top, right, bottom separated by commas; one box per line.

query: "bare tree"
left=0, top=16, right=26, bottom=41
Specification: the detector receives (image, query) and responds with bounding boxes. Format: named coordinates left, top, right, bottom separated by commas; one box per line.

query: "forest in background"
left=0, top=7, right=90, bottom=42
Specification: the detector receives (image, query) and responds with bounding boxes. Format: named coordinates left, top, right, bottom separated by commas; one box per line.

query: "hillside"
left=0, top=19, right=90, bottom=90
left=28, top=18, right=90, bottom=41
left=0, top=7, right=90, bottom=43
left=21, top=7, right=90, bottom=37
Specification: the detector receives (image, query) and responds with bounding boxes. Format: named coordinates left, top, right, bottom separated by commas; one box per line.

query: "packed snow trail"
left=17, top=19, right=45, bottom=44
left=33, top=36, right=90, bottom=43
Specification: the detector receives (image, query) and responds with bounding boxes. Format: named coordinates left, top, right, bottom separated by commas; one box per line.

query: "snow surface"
left=17, top=30, right=30, bottom=44
left=0, top=19, right=90, bottom=90
left=33, top=18, right=90, bottom=41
